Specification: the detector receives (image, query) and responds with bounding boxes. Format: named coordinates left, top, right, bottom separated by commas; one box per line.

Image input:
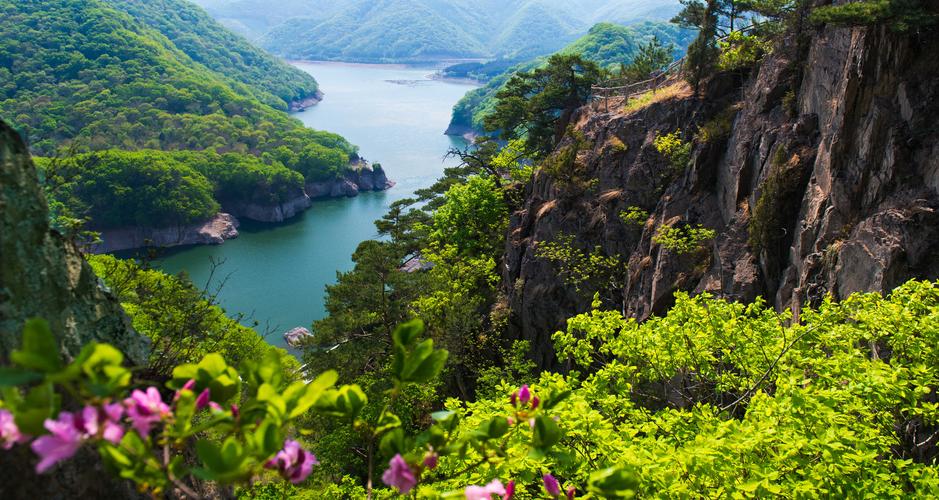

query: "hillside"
left=192, top=0, right=683, bottom=62
left=447, top=21, right=695, bottom=135
left=0, top=0, right=367, bottom=236
left=105, top=0, right=322, bottom=110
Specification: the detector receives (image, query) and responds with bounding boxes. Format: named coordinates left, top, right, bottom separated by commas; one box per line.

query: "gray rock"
left=88, top=213, right=240, bottom=253
left=0, top=120, right=149, bottom=497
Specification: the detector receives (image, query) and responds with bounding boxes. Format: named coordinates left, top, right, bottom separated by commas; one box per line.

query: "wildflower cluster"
left=0, top=319, right=359, bottom=495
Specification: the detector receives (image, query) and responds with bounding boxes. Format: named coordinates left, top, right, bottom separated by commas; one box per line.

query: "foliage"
left=536, top=233, right=626, bottom=306
left=0, top=0, right=355, bottom=169
left=810, top=0, right=936, bottom=32
left=747, top=147, right=807, bottom=255
left=675, top=0, right=721, bottom=90
left=653, top=130, right=693, bottom=175
left=38, top=149, right=307, bottom=229
left=0, top=319, right=348, bottom=495
left=484, top=54, right=602, bottom=158
left=87, top=255, right=297, bottom=379
left=105, top=0, right=321, bottom=110
left=694, top=105, right=739, bottom=143
left=430, top=176, right=508, bottom=257
left=653, top=223, right=717, bottom=254
left=619, top=206, right=650, bottom=227
left=717, top=31, right=771, bottom=70
left=450, top=21, right=694, bottom=133
left=35, top=151, right=219, bottom=229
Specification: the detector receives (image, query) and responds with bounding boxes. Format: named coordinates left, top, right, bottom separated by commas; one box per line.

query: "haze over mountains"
left=190, top=0, right=682, bottom=62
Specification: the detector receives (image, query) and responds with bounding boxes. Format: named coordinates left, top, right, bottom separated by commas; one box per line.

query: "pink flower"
left=543, top=473, right=561, bottom=497
left=423, top=451, right=438, bottom=470
left=382, top=453, right=417, bottom=494
left=504, top=480, right=515, bottom=499
left=531, top=396, right=540, bottom=409
left=566, top=486, right=576, bottom=499
left=30, top=403, right=126, bottom=473
left=265, top=439, right=318, bottom=484
left=517, top=385, right=531, bottom=406
left=0, top=409, right=28, bottom=449
left=195, top=388, right=211, bottom=410
left=124, top=387, right=170, bottom=437
left=31, top=413, right=83, bottom=473
left=174, top=379, right=197, bottom=401
left=465, top=479, right=506, bottom=499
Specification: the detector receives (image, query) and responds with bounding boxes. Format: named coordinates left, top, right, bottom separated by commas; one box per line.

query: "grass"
left=623, top=82, right=688, bottom=114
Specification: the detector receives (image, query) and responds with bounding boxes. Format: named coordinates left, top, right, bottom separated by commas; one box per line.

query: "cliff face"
left=0, top=120, right=148, bottom=363
left=0, top=121, right=149, bottom=497
left=504, top=24, right=939, bottom=367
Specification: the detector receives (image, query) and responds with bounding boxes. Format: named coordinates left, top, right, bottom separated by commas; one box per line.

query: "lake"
left=153, top=62, right=478, bottom=349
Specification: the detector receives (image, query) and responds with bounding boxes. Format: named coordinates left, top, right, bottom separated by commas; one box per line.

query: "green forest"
left=2, top=0, right=939, bottom=498
left=0, top=0, right=356, bottom=229
left=448, top=21, right=695, bottom=133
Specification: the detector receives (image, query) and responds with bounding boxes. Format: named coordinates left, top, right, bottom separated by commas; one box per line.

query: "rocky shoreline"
left=89, top=162, right=394, bottom=253
left=288, top=91, right=324, bottom=112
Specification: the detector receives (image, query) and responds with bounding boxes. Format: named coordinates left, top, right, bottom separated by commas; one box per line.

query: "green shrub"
left=653, top=223, right=716, bottom=254
left=653, top=130, right=692, bottom=176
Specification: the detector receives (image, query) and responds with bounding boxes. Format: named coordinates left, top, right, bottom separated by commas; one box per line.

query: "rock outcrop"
left=0, top=120, right=149, bottom=497
left=288, top=90, right=324, bottom=112
left=89, top=213, right=240, bottom=254
left=225, top=192, right=313, bottom=223
left=504, top=24, right=939, bottom=368
left=306, top=162, right=394, bottom=199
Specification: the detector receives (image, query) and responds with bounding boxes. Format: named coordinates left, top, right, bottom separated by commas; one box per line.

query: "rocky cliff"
left=89, top=213, right=240, bottom=253
left=0, top=121, right=149, bottom=497
left=306, top=162, right=394, bottom=199
left=505, top=23, right=939, bottom=367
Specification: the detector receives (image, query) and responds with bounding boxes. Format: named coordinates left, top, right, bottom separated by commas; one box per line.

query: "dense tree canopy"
left=485, top=54, right=602, bottom=157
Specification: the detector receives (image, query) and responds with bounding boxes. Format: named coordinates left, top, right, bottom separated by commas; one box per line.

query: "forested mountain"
left=447, top=21, right=695, bottom=134
left=191, top=0, right=683, bottom=62
left=0, top=0, right=357, bottom=232
left=104, top=0, right=322, bottom=110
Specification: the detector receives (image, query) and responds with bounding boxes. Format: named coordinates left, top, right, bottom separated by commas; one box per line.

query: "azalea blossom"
left=543, top=473, right=561, bottom=497
left=516, top=385, right=531, bottom=406
left=195, top=388, right=211, bottom=410
left=124, top=387, right=170, bottom=437
left=265, top=439, right=318, bottom=484
left=382, top=453, right=417, bottom=494
left=504, top=480, right=515, bottom=499
left=0, top=409, right=28, bottom=449
left=423, top=451, right=438, bottom=470
left=566, top=486, right=576, bottom=499
left=31, top=404, right=125, bottom=473
left=465, top=479, right=506, bottom=499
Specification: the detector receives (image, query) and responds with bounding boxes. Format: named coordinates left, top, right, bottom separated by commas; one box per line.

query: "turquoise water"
left=152, top=62, right=477, bottom=348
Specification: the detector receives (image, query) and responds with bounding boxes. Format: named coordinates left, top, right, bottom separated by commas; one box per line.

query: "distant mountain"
left=446, top=21, right=696, bottom=134
left=190, top=0, right=683, bottom=62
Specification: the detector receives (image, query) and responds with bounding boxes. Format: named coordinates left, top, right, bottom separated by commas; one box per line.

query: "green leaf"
left=532, top=414, right=561, bottom=450
left=407, top=349, right=449, bottom=384
left=0, top=367, right=43, bottom=387
left=588, top=466, right=638, bottom=498
left=379, top=428, right=406, bottom=457
left=392, top=319, right=425, bottom=348
left=11, top=319, right=63, bottom=373
left=196, top=440, right=226, bottom=472
left=375, top=411, right=402, bottom=435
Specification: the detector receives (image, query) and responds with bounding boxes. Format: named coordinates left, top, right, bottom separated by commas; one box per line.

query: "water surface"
left=153, top=62, right=477, bottom=348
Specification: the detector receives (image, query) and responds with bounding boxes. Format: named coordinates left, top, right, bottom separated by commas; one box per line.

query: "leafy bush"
left=810, top=0, right=937, bottom=32
left=653, top=130, right=693, bottom=175
left=717, top=31, right=771, bottom=71
left=619, top=206, right=650, bottom=227
left=653, top=223, right=716, bottom=254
